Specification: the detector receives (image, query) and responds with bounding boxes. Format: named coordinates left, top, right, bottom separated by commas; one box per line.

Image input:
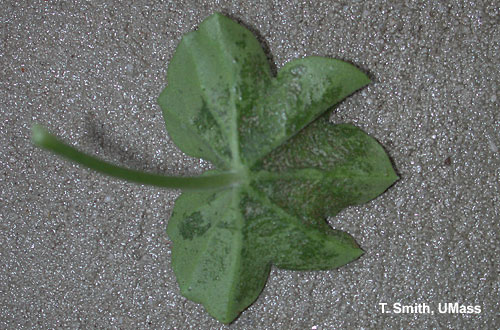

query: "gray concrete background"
left=1, top=1, right=499, bottom=329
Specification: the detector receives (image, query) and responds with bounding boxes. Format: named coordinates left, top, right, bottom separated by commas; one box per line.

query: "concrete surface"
left=1, top=1, right=499, bottom=329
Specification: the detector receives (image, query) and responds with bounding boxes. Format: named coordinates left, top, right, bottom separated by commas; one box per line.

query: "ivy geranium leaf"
left=31, top=11, right=397, bottom=325
left=158, top=13, right=398, bottom=323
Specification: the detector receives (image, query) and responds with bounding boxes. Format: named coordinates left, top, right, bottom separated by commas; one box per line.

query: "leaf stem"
left=31, top=124, right=240, bottom=191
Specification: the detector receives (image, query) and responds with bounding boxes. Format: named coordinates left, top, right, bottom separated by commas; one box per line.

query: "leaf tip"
left=355, top=246, right=365, bottom=258
left=388, top=168, right=400, bottom=186
left=358, top=70, right=371, bottom=89
left=204, top=11, right=229, bottom=26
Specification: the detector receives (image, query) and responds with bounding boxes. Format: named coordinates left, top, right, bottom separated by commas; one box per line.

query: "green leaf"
left=33, top=11, right=397, bottom=325
left=158, top=13, right=397, bottom=323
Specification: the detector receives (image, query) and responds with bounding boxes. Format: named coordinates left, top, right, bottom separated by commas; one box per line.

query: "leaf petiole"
left=31, top=124, right=241, bottom=191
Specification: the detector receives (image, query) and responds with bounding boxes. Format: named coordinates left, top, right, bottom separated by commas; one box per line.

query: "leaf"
left=158, top=13, right=397, bottom=323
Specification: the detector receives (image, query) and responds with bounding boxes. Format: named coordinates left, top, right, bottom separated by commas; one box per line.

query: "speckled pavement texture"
left=1, top=1, right=499, bottom=329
